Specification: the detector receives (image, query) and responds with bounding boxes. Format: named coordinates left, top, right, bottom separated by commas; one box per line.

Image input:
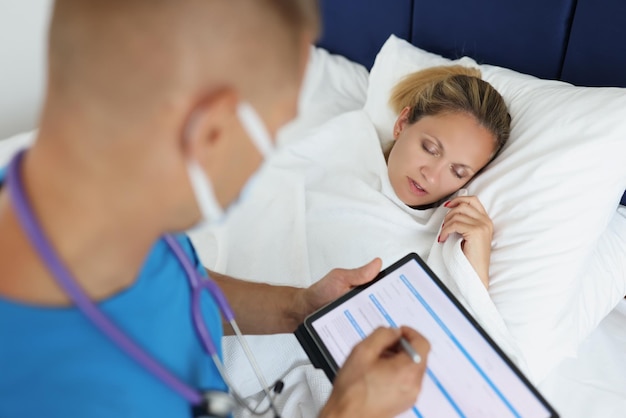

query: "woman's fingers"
left=440, top=212, right=492, bottom=243
left=444, top=195, right=487, bottom=213
left=440, top=195, right=493, bottom=288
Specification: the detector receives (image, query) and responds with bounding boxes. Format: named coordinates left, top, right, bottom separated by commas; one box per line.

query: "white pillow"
left=364, top=35, right=626, bottom=381
left=574, top=206, right=626, bottom=339
left=277, top=45, right=369, bottom=147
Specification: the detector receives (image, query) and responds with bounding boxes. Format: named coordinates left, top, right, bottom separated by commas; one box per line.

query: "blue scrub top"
left=0, top=169, right=227, bottom=418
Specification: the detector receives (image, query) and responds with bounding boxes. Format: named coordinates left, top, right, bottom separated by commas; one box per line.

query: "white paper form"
left=311, top=258, right=552, bottom=418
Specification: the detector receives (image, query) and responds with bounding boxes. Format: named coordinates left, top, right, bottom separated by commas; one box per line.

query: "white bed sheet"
left=540, top=299, right=626, bottom=418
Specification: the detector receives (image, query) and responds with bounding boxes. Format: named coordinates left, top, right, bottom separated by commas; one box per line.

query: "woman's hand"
left=320, top=326, right=430, bottom=418
left=438, top=196, right=493, bottom=288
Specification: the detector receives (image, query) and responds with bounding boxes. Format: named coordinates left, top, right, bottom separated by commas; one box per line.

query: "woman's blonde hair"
left=389, top=65, right=511, bottom=163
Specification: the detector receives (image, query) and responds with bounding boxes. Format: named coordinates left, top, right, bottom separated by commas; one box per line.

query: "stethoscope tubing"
left=7, top=150, right=206, bottom=404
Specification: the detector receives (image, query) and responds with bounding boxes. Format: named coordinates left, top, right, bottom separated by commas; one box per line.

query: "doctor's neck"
left=0, top=118, right=178, bottom=306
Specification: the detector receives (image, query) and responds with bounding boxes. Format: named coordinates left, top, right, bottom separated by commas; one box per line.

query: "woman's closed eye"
left=422, top=140, right=440, bottom=157
left=451, top=165, right=469, bottom=179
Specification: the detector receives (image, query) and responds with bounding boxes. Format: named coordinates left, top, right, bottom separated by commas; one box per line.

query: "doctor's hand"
left=296, top=258, right=382, bottom=321
left=320, top=326, right=430, bottom=418
left=211, top=258, right=381, bottom=335
left=438, top=195, right=493, bottom=289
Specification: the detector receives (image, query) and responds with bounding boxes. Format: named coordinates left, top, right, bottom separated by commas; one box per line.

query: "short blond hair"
left=47, top=0, right=320, bottom=124
left=265, top=0, right=320, bottom=38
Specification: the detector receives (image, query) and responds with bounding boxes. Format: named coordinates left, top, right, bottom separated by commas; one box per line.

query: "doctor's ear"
left=181, top=88, right=239, bottom=162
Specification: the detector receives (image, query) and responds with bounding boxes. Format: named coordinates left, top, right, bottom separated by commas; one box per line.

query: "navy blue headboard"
left=561, top=0, right=626, bottom=87
left=317, top=0, right=626, bottom=206
left=317, top=0, right=412, bottom=70
left=410, top=0, right=575, bottom=81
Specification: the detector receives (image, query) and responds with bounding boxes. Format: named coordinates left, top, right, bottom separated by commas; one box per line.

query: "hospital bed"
left=1, top=1, right=625, bottom=417
left=190, top=1, right=626, bottom=417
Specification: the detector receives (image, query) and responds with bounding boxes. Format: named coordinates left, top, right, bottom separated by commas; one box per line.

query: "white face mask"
left=186, top=101, right=274, bottom=226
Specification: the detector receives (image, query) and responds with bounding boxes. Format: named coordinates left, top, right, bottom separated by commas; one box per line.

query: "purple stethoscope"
left=6, top=150, right=282, bottom=418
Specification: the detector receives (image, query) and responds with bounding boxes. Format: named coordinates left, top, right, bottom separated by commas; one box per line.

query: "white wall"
left=0, top=0, right=52, bottom=139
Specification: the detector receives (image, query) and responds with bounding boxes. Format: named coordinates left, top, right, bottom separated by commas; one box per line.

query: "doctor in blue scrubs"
left=0, top=1, right=429, bottom=417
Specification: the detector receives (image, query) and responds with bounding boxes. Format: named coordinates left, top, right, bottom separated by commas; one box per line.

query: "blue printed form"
left=311, top=258, right=553, bottom=418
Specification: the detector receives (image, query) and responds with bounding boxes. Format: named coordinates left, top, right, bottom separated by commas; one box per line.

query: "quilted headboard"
left=317, top=0, right=626, bottom=205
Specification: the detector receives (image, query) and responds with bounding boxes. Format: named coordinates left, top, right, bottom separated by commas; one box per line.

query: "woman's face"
left=387, top=108, right=496, bottom=207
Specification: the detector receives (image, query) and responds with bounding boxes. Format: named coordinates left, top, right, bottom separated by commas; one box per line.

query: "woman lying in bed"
left=384, top=65, right=510, bottom=288
left=195, top=65, right=511, bottom=293
left=192, top=66, right=517, bottom=404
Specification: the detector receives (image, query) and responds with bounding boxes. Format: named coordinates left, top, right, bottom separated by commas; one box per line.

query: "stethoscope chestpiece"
left=191, top=391, right=237, bottom=418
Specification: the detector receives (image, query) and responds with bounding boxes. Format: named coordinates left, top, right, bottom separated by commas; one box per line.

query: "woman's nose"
left=421, top=159, right=450, bottom=184
left=421, top=164, right=440, bottom=184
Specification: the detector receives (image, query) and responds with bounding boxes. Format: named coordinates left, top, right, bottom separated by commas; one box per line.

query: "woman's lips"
left=408, top=177, right=428, bottom=196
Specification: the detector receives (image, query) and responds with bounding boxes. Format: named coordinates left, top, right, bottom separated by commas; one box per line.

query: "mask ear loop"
left=236, top=102, right=274, bottom=158
left=186, top=160, right=224, bottom=223
left=182, top=102, right=225, bottom=224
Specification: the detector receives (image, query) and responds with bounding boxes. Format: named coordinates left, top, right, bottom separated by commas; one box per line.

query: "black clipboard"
left=294, top=253, right=559, bottom=418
